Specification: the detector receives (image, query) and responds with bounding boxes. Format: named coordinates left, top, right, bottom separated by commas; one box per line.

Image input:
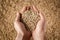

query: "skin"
left=14, top=6, right=31, bottom=40
left=14, top=5, right=45, bottom=40
left=31, top=5, right=45, bottom=40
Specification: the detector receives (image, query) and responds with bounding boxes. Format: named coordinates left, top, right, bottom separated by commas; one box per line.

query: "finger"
left=20, top=6, right=27, bottom=13
left=15, top=12, right=21, bottom=22
left=31, top=5, right=34, bottom=11
left=27, top=6, right=31, bottom=10
left=38, top=12, right=45, bottom=20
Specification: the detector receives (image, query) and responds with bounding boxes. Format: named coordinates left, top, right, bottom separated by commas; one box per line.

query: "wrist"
left=16, top=33, right=30, bottom=40
left=23, top=34, right=30, bottom=40
left=16, top=33, right=23, bottom=40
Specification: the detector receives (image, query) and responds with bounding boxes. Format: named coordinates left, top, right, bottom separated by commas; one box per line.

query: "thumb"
left=15, top=12, right=22, bottom=22
left=38, top=12, right=45, bottom=20
left=33, top=12, right=45, bottom=32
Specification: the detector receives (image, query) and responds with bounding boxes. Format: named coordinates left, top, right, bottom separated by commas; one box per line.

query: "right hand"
left=31, top=5, right=46, bottom=40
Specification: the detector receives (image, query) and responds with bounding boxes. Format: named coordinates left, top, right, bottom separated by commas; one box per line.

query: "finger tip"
left=17, top=12, right=19, bottom=16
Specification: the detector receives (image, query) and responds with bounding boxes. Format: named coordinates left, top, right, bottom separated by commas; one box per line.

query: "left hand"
left=14, top=6, right=31, bottom=40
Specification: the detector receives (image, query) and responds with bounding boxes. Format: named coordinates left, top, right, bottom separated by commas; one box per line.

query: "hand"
left=14, top=6, right=31, bottom=40
left=14, top=5, right=45, bottom=40
left=32, top=5, right=45, bottom=40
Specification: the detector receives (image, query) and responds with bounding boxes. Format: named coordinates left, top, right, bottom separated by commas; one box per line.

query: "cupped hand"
left=14, top=6, right=32, bottom=40
left=32, top=5, right=46, bottom=40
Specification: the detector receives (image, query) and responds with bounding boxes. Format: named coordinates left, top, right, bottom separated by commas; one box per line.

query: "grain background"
left=0, top=0, right=60, bottom=40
